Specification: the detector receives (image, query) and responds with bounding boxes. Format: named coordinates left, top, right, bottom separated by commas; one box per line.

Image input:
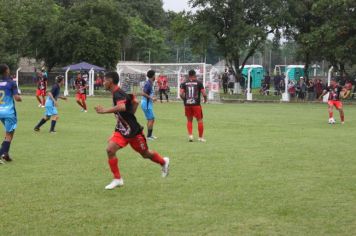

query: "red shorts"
left=109, top=132, right=148, bottom=155
left=76, top=93, right=86, bottom=101
left=185, top=105, right=203, bottom=119
left=36, top=89, right=46, bottom=96
left=328, top=100, right=343, bottom=109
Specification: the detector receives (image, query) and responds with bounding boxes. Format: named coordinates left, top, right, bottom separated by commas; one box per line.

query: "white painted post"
left=282, top=69, right=291, bottom=102
left=203, top=63, right=206, bottom=89
left=64, top=67, right=70, bottom=96
left=247, top=68, right=253, bottom=100
left=177, top=67, right=182, bottom=100
left=88, top=68, right=94, bottom=96
left=323, top=66, right=333, bottom=103
left=16, top=68, right=21, bottom=93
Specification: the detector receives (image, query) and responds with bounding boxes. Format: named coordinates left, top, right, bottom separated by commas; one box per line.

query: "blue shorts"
left=142, top=108, right=155, bottom=120
left=45, top=105, right=58, bottom=117
left=0, top=116, right=17, bottom=132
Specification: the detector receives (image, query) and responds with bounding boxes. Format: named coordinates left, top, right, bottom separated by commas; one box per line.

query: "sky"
left=163, top=0, right=191, bottom=12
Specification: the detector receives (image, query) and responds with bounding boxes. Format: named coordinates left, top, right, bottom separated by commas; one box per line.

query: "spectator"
left=221, top=69, right=228, bottom=94
left=315, top=79, right=324, bottom=99
left=288, top=80, right=296, bottom=99
left=296, top=77, right=307, bottom=101
left=227, top=70, right=235, bottom=94
left=307, top=79, right=315, bottom=101
left=274, top=72, right=282, bottom=95
left=264, top=71, right=271, bottom=95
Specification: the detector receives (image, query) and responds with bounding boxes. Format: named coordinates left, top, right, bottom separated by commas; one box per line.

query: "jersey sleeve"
left=11, top=81, right=19, bottom=95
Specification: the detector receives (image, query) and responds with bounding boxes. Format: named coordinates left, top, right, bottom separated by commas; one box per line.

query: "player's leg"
left=164, top=89, right=169, bottom=102
left=336, top=102, right=345, bottom=124
left=75, top=94, right=84, bottom=110
left=159, top=89, right=163, bottom=103
left=81, top=95, right=87, bottom=112
left=36, top=90, right=42, bottom=107
left=0, top=117, right=17, bottom=161
left=185, top=106, right=194, bottom=141
left=50, top=115, right=59, bottom=132
left=34, top=115, right=50, bottom=131
left=41, top=92, right=46, bottom=107
left=145, top=109, right=156, bottom=139
left=105, top=132, right=127, bottom=189
left=194, top=106, right=205, bottom=142
left=327, top=102, right=335, bottom=124
left=130, top=134, right=169, bottom=177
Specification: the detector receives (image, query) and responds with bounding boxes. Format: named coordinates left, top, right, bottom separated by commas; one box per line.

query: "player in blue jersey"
left=0, top=64, right=22, bottom=164
left=141, top=70, right=157, bottom=140
left=34, top=75, right=67, bottom=133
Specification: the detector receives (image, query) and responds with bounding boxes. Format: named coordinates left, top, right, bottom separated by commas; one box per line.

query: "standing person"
left=264, top=71, right=271, bottom=95
left=274, top=73, right=282, bottom=95
left=35, top=72, right=47, bottom=108
left=94, top=71, right=169, bottom=190
left=307, top=79, right=315, bottom=101
left=157, top=74, right=169, bottom=103
left=227, top=70, right=235, bottom=94
left=180, top=70, right=207, bottom=142
left=34, top=76, right=67, bottom=132
left=221, top=69, right=229, bottom=94
left=0, top=64, right=22, bottom=164
left=315, top=79, right=324, bottom=99
left=319, top=78, right=346, bottom=124
left=75, top=73, right=88, bottom=112
left=141, top=70, right=157, bottom=140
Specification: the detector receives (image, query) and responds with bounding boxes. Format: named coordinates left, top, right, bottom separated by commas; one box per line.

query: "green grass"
left=1, top=96, right=356, bottom=235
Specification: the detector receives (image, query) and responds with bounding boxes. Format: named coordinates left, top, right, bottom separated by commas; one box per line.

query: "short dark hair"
left=56, top=75, right=64, bottom=83
left=105, top=71, right=120, bottom=85
left=188, top=70, right=196, bottom=77
left=0, top=64, right=9, bottom=75
left=147, top=70, right=155, bottom=79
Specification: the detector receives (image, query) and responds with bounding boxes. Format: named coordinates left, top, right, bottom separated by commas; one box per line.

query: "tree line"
left=0, top=0, right=355, bottom=77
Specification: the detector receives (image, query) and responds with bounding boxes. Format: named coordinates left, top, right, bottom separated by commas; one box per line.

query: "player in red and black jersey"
left=320, top=78, right=346, bottom=124
left=95, top=71, right=170, bottom=190
left=75, top=73, right=88, bottom=112
left=35, top=72, right=47, bottom=107
left=180, top=70, right=207, bottom=142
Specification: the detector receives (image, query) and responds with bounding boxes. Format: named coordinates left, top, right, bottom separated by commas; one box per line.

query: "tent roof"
left=62, top=61, right=105, bottom=71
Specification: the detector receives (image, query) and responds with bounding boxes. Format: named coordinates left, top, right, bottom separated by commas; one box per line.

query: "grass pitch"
left=1, top=96, right=356, bottom=235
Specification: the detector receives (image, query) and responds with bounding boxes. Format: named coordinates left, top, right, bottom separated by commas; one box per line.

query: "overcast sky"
left=163, top=0, right=191, bottom=12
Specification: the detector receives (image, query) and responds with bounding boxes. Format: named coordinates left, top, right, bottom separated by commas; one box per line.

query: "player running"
left=35, top=72, right=47, bottom=108
left=319, top=78, right=346, bottom=124
left=0, top=64, right=22, bottom=164
left=157, top=74, right=169, bottom=103
left=34, top=76, right=67, bottom=132
left=141, top=70, right=157, bottom=140
left=75, top=73, right=88, bottom=112
left=180, top=70, right=207, bottom=142
left=95, top=71, right=169, bottom=190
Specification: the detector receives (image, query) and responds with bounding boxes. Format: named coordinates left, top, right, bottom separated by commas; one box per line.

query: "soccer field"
left=1, top=96, right=356, bottom=235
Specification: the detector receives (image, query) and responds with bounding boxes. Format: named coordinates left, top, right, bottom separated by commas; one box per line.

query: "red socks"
left=187, top=121, right=193, bottom=135
left=329, top=111, right=333, bottom=118
left=150, top=152, right=165, bottom=165
left=82, top=101, right=87, bottom=110
left=108, top=157, right=121, bottom=179
left=198, top=121, right=204, bottom=138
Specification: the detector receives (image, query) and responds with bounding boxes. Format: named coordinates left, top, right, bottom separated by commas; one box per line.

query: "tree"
left=188, top=0, right=288, bottom=77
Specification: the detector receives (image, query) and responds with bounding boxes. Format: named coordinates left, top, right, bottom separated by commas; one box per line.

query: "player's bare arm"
left=179, top=89, right=185, bottom=100
left=201, top=89, right=208, bottom=103
left=58, top=96, right=67, bottom=101
left=95, top=103, right=126, bottom=114
left=131, top=97, right=139, bottom=114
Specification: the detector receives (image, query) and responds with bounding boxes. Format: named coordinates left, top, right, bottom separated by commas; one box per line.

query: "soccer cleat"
left=34, top=127, right=40, bottom=132
left=341, top=121, right=345, bottom=125
left=147, top=137, right=155, bottom=141
left=105, top=178, right=124, bottom=190
left=0, top=158, right=4, bottom=165
left=162, top=157, right=170, bottom=178
left=84, top=110, right=88, bottom=113
left=198, top=138, right=207, bottom=143
left=150, top=136, right=158, bottom=139
left=38, top=104, right=42, bottom=107
left=188, top=135, right=194, bottom=142
left=41, top=105, right=45, bottom=108
left=50, top=130, right=56, bottom=134
left=1, top=154, right=13, bottom=162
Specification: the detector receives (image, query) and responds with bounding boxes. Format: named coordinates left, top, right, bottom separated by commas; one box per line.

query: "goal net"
left=116, top=62, right=221, bottom=103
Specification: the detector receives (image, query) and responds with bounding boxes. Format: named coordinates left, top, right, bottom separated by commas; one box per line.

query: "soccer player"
left=34, top=75, right=67, bottom=132
left=75, top=73, right=88, bottom=112
left=35, top=72, right=47, bottom=108
left=141, top=70, right=157, bottom=140
left=0, top=64, right=22, bottom=164
left=95, top=71, right=169, bottom=190
left=180, top=70, right=207, bottom=142
left=157, top=74, right=169, bottom=103
left=319, top=78, right=346, bottom=124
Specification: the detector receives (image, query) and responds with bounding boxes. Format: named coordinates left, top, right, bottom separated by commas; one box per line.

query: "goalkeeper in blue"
left=0, top=64, right=22, bottom=164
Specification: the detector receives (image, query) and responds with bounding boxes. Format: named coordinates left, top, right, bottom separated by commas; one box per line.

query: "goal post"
left=116, top=62, right=221, bottom=103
